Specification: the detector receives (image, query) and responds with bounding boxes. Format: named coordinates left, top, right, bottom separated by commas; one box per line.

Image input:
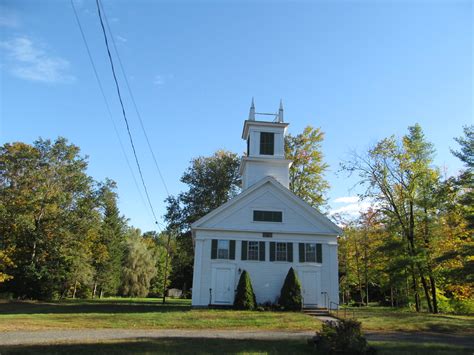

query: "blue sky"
left=1, top=0, right=472, bottom=232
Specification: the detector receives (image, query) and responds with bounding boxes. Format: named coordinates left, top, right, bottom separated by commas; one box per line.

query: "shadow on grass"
left=0, top=299, right=191, bottom=315
left=0, top=337, right=313, bottom=355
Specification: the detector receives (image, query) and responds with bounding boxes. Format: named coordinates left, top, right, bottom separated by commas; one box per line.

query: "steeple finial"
left=248, top=97, right=256, bottom=121
left=278, top=99, right=284, bottom=122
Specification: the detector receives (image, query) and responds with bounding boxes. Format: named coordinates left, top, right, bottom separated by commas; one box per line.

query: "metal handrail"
left=329, top=301, right=339, bottom=318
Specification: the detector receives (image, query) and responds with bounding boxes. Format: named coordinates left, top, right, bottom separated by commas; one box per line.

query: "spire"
left=278, top=99, right=284, bottom=122
left=248, top=97, right=256, bottom=121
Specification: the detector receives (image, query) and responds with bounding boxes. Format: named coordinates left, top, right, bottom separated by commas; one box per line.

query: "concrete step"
left=303, top=308, right=330, bottom=316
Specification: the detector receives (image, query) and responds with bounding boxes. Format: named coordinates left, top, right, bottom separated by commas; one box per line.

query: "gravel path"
left=0, top=329, right=314, bottom=346
left=0, top=328, right=473, bottom=348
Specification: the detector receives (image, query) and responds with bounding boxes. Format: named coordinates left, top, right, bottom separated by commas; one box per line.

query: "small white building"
left=191, top=100, right=341, bottom=308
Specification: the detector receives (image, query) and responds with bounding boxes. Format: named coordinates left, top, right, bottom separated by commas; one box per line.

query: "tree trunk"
left=92, top=282, right=97, bottom=299
left=419, top=270, right=433, bottom=313
left=410, top=264, right=420, bottom=312
left=72, top=280, right=78, bottom=299
left=429, top=275, right=438, bottom=314
left=162, top=233, right=172, bottom=304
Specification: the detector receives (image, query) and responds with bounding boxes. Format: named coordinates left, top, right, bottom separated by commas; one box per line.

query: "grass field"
left=0, top=298, right=319, bottom=332
left=340, top=306, right=474, bottom=334
left=1, top=298, right=473, bottom=354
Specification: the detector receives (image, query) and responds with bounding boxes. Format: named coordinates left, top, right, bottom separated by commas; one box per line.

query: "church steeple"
left=248, top=97, right=256, bottom=121
left=240, top=100, right=292, bottom=190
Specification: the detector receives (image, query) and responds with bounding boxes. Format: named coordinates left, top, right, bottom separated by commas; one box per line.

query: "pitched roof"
left=191, top=176, right=342, bottom=235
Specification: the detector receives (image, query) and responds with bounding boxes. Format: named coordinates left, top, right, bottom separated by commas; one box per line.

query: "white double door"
left=211, top=265, right=235, bottom=305
left=300, top=269, right=321, bottom=307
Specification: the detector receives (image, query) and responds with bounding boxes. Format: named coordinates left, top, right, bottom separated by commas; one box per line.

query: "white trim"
left=193, top=227, right=338, bottom=237
left=191, top=176, right=342, bottom=235
left=242, top=120, right=289, bottom=139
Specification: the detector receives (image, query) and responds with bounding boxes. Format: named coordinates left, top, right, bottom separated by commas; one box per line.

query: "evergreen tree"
left=451, top=125, right=474, bottom=229
left=94, top=180, right=126, bottom=297
left=233, top=270, right=257, bottom=310
left=280, top=267, right=303, bottom=311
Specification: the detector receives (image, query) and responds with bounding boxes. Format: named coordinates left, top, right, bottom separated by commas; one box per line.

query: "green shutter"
left=211, top=239, right=217, bottom=259
left=241, top=241, right=248, bottom=261
left=270, top=242, right=275, bottom=261
left=259, top=241, right=265, bottom=261
left=316, top=243, right=322, bottom=263
left=229, top=240, right=235, bottom=260
left=299, top=243, right=305, bottom=263
left=287, top=242, right=293, bottom=262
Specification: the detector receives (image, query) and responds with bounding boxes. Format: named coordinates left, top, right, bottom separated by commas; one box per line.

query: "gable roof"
left=191, top=176, right=342, bottom=235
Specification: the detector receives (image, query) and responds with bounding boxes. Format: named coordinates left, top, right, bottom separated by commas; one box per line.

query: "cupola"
left=240, top=99, right=292, bottom=190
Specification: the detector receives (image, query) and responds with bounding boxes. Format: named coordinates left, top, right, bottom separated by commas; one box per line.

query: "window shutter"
left=299, top=243, right=305, bottom=263
left=316, top=243, right=322, bottom=263
left=229, top=240, right=235, bottom=260
left=211, top=239, right=217, bottom=259
left=270, top=242, right=275, bottom=261
left=259, top=241, right=265, bottom=261
left=287, top=242, right=293, bottom=262
left=241, top=241, right=248, bottom=261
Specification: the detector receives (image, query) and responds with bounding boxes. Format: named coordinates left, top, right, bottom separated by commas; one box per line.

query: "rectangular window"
left=253, top=210, right=282, bottom=222
left=217, top=240, right=229, bottom=259
left=260, top=132, right=274, bottom=155
left=248, top=241, right=259, bottom=261
left=299, top=243, right=322, bottom=263
left=276, top=242, right=287, bottom=261
left=305, top=243, right=317, bottom=262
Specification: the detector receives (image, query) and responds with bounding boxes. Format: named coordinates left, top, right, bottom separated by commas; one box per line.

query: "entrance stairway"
left=302, top=307, right=330, bottom=317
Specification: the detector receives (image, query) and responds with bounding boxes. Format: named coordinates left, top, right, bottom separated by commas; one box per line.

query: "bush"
left=313, top=319, right=375, bottom=354
left=280, top=267, right=302, bottom=311
left=233, top=270, right=256, bottom=310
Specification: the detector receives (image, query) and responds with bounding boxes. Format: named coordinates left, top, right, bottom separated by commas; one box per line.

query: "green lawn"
left=1, top=299, right=473, bottom=354
left=338, top=306, right=474, bottom=334
left=0, top=298, right=319, bottom=332
left=0, top=338, right=472, bottom=355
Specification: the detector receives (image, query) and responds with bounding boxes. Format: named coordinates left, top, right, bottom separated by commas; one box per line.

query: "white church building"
left=191, top=101, right=341, bottom=308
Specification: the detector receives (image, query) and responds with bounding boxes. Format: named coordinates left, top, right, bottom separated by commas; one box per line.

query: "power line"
left=98, top=0, right=170, bottom=198
left=70, top=0, right=154, bottom=224
left=95, top=0, right=160, bottom=227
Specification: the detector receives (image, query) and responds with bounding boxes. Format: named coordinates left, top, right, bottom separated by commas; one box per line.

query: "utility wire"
left=98, top=0, right=170, bottom=197
left=95, top=0, right=160, bottom=227
left=70, top=0, right=154, bottom=224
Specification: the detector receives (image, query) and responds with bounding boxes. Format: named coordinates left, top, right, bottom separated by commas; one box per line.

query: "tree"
left=93, top=180, right=126, bottom=298
left=234, top=270, right=257, bottom=310
left=341, top=124, right=441, bottom=312
left=164, top=150, right=241, bottom=290
left=280, top=267, right=303, bottom=311
left=0, top=248, right=14, bottom=284
left=142, top=231, right=172, bottom=297
left=0, top=138, right=101, bottom=299
left=285, top=126, right=329, bottom=209
left=121, top=228, right=157, bottom=297
left=451, top=125, right=474, bottom=229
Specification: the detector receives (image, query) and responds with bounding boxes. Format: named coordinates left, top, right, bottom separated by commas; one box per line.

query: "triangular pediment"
left=192, top=177, right=342, bottom=235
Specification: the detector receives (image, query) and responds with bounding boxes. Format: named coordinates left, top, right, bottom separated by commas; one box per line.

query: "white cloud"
left=0, top=6, right=19, bottom=28
left=333, top=196, right=359, bottom=204
left=116, top=35, right=127, bottom=43
left=153, top=74, right=165, bottom=86
left=0, top=37, right=75, bottom=83
left=329, top=196, right=375, bottom=218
